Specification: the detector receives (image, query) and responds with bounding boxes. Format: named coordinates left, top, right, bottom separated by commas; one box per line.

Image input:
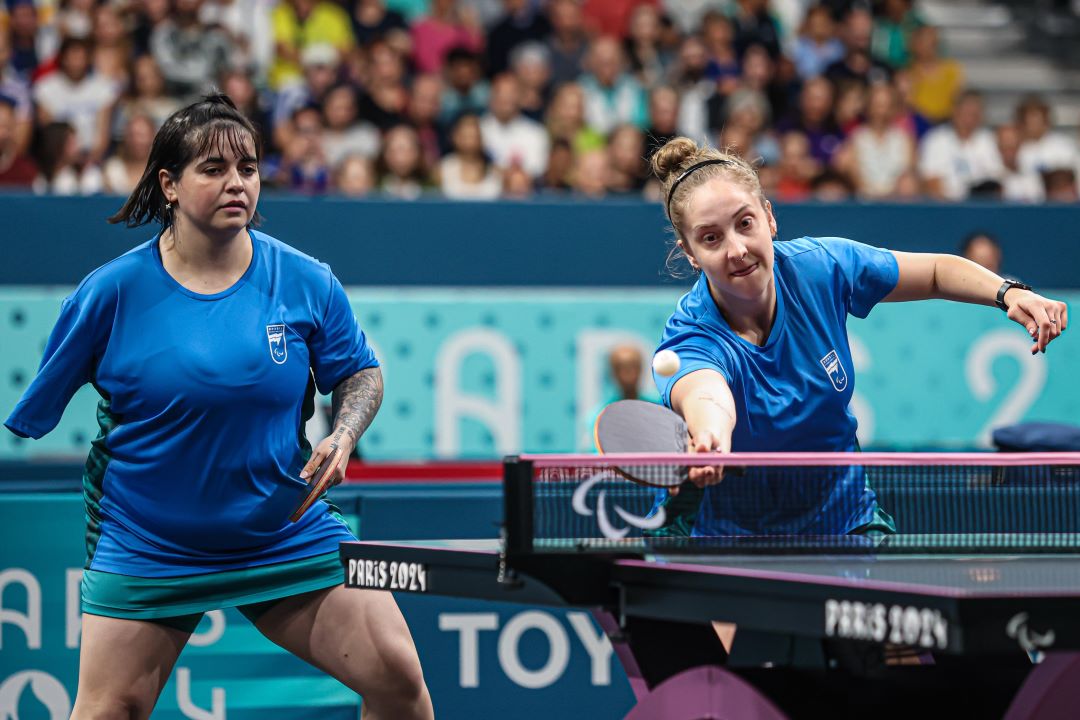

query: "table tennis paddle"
left=594, top=399, right=688, bottom=487
left=290, top=443, right=345, bottom=522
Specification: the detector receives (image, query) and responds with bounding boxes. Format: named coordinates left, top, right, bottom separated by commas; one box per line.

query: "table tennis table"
left=340, top=453, right=1080, bottom=719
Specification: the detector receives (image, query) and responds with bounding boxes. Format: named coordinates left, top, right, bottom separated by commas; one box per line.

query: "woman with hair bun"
left=650, top=136, right=1067, bottom=537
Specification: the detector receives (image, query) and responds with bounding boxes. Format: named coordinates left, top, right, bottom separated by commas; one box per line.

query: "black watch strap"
left=996, top=280, right=1032, bottom=311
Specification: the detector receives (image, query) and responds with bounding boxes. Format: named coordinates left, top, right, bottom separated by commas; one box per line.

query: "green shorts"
left=81, top=551, right=344, bottom=634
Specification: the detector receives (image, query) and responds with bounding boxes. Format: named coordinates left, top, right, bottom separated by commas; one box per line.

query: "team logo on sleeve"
left=819, top=350, right=848, bottom=391
left=266, top=324, right=287, bottom=364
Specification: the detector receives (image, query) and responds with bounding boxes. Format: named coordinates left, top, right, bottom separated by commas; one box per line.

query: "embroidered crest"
left=819, top=349, right=848, bottom=392
left=266, top=324, right=287, bottom=364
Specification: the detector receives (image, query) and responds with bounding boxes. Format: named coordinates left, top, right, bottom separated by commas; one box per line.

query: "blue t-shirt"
left=5, top=230, right=378, bottom=576
left=653, top=237, right=899, bottom=535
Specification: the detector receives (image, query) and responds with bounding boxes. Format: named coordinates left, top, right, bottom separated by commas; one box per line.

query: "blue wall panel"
left=2, top=194, right=1078, bottom=288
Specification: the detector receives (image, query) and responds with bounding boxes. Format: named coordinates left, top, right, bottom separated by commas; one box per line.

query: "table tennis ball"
left=652, top=349, right=681, bottom=377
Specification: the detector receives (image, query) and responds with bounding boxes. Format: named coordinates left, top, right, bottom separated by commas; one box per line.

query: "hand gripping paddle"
left=290, top=444, right=346, bottom=522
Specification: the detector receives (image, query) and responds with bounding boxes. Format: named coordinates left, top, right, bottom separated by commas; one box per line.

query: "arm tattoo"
left=330, top=367, right=383, bottom=448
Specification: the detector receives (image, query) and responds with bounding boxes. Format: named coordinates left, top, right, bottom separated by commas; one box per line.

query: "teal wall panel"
left=3, top=288, right=1078, bottom=460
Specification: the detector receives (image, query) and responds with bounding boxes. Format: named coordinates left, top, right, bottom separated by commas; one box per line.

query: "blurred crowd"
left=0, top=0, right=1078, bottom=202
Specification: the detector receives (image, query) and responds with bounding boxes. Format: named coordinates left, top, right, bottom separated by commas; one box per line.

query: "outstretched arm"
left=301, top=366, right=384, bottom=485
left=670, top=369, right=736, bottom=489
left=884, top=252, right=1068, bottom=354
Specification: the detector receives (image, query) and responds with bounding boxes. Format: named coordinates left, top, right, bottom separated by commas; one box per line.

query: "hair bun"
left=651, top=137, right=700, bottom=184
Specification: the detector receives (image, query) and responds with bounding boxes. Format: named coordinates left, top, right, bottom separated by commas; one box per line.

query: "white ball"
left=652, top=349, right=681, bottom=377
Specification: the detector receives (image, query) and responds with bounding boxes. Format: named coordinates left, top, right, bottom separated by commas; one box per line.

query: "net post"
left=502, top=455, right=534, bottom=557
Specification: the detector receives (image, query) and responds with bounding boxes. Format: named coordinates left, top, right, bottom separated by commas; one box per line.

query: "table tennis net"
left=504, top=453, right=1080, bottom=555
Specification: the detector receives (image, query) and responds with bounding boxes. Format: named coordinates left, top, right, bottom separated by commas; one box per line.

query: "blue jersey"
left=5, top=230, right=377, bottom=576
left=653, top=237, right=898, bottom=535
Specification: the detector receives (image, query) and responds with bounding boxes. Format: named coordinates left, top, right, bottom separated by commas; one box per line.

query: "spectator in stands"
left=891, top=169, right=922, bottom=200
left=832, top=80, right=867, bottom=137
left=1014, top=95, right=1079, bottom=180
left=890, top=67, right=932, bottom=141
left=113, top=57, right=182, bottom=145
left=811, top=167, right=855, bottom=200
left=959, top=232, right=1002, bottom=274
left=32, top=121, right=103, bottom=195
left=666, top=34, right=712, bottom=143
left=7, top=0, right=42, bottom=79
left=717, top=122, right=754, bottom=162
left=131, top=0, right=171, bottom=58
left=273, top=43, right=342, bottom=150
left=607, top=123, right=649, bottom=194
left=580, top=35, right=648, bottom=135
left=150, top=0, right=232, bottom=98
left=772, top=130, right=817, bottom=201
left=274, top=105, right=332, bottom=193
left=200, top=0, right=276, bottom=81
left=33, top=37, right=117, bottom=167
left=486, top=0, right=550, bottom=78
left=871, top=0, right=923, bottom=69
left=824, top=8, right=890, bottom=87
left=0, top=29, right=34, bottom=157
left=90, top=4, right=130, bottom=90
left=545, top=81, right=604, bottom=154
left=406, top=73, right=446, bottom=168
left=510, top=42, right=552, bottom=122
left=744, top=42, right=797, bottom=131
left=581, top=0, right=658, bottom=39
left=644, top=84, right=679, bottom=158
left=480, top=72, right=549, bottom=177
left=571, top=147, right=610, bottom=198
left=51, top=0, right=95, bottom=44
left=721, top=87, right=779, bottom=165
left=995, top=123, right=1043, bottom=203
left=545, top=0, right=589, bottom=88
left=103, top=113, right=155, bottom=195
left=624, top=3, right=669, bottom=89
left=661, top=0, right=726, bottom=37
left=792, top=4, right=844, bottom=80
left=1043, top=169, right=1079, bottom=203
left=411, top=0, right=484, bottom=74
left=358, top=39, right=409, bottom=130
left=220, top=68, right=273, bottom=144
left=350, top=0, right=409, bottom=48
left=269, top=0, right=355, bottom=90
left=540, top=138, right=573, bottom=191
left=0, top=97, right=36, bottom=187
left=608, top=343, right=660, bottom=403
left=731, top=0, right=782, bottom=60
left=322, top=83, right=381, bottom=167
left=501, top=163, right=534, bottom=197
left=437, top=111, right=502, bottom=199
left=907, top=24, right=963, bottom=123
left=439, top=46, right=489, bottom=123
left=378, top=123, right=428, bottom=198
left=844, top=82, right=913, bottom=199
left=918, top=90, right=1003, bottom=201
left=698, top=11, right=739, bottom=87
left=777, top=75, right=842, bottom=166
left=333, top=153, right=377, bottom=195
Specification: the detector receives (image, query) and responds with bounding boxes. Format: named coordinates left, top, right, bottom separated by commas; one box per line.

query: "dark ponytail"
left=108, top=92, right=263, bottom=228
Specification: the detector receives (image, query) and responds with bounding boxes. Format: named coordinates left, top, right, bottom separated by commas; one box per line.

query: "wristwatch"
left=995, top=279, right=1032, bottom=311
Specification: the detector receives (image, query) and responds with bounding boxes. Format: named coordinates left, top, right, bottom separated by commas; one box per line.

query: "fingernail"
left=300, top=471, right=309, bottom=479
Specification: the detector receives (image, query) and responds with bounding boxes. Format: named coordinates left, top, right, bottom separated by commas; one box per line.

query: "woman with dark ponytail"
left=6, top=94, right=432, bottom=719
left=648, top=136, right=1067, bottom=537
